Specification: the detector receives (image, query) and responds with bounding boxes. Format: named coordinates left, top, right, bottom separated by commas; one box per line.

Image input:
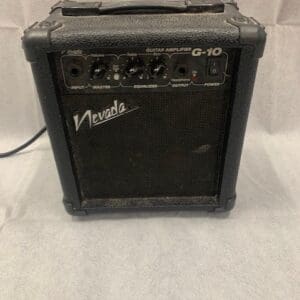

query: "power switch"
left=207, top=58, right=222, bottom=77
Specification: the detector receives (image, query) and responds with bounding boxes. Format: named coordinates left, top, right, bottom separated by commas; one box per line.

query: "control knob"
left=90, top=61, right=108, bottom=80
left=149, top=57, right=167, bottom=79
left=125, top=57, right=144, bottom=78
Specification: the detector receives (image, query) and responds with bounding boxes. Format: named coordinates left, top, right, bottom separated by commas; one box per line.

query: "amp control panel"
left=53, top=47, right=237, bottom=92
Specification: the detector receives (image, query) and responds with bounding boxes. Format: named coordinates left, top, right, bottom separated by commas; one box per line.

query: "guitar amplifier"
left=23, top=0, right=266, bottom=215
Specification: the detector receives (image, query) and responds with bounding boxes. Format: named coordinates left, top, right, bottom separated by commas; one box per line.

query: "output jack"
left=175, top=64, right=188, bottom=77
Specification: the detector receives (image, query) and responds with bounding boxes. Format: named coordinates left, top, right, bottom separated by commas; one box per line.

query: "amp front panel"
left=50, top=46, right=240, bottom=204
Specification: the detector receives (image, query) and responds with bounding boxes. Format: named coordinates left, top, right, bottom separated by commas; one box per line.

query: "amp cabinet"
left=23, top=0, right=266, bottom=214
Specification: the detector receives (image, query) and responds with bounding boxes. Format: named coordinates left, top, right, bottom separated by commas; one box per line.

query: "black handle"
left=53, top=0, right=224, bottom=16
left=99, top=0, right=188, bottom=14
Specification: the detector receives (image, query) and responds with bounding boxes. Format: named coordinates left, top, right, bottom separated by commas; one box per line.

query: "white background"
left=0, top=1, right=299, bottom=299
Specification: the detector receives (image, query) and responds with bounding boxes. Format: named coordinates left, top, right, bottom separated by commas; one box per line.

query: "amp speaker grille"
left=61, top=89, right=231, bottom=200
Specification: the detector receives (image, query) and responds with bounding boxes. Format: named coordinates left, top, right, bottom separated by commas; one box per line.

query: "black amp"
left=23, top=0, right=266, bottom=215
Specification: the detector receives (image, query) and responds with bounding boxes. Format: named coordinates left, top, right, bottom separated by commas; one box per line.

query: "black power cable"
left=0, top=127, right=47, bottom=158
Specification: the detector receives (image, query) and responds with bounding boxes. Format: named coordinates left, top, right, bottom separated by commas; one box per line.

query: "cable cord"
left=0, top=127, right=47, bottom=158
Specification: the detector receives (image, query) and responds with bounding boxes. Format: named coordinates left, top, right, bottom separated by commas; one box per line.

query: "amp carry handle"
left=51, top=0, right=226, bottom=16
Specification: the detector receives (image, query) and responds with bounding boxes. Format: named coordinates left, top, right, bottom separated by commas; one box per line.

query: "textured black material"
left=59, top=91, right=230, bottom=199
left=22, top=0, right=266, bottom=214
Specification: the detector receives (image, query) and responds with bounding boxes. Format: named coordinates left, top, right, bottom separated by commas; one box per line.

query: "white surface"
left=0, top=1, right=299, bottom=299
